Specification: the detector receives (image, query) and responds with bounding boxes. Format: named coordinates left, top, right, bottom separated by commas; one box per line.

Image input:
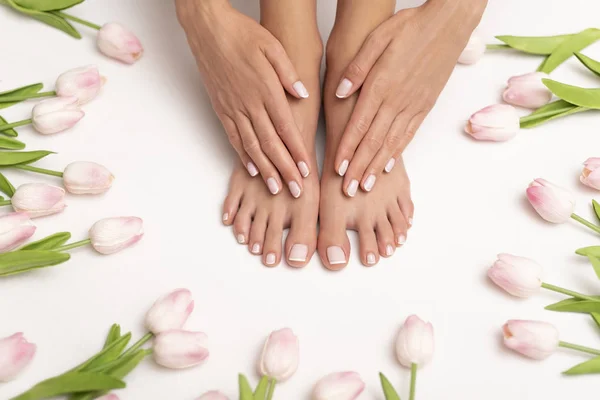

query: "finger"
left=335, top=32, right=391, bottom=99
left=220, top=115, right=259, bottom=177
left=264, top=42, right=309, bottom=99
left=387, top=110, right=429, bottom=164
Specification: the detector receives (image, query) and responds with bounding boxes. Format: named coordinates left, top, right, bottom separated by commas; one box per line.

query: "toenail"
left=327, top=246, right=346, bottom=265
left=338, top=160, right=349, bottom=176
left=385, top=158, right=396, bottom=173
left=397, top=234, right=406, bottom=245
left=367, top=252, right=376, bottom=265
left=266, top=253, right=276, bottom=265
left=336, top=78, right=353, bottom=98
left=298, top=161, right=310, bottom=178
left=364, top=174, right=376, bottom=191
left=267, top=177, right=280, bottom=195
left=288, top=181, right=302, bottom=198
left=252, top=243, right=261, bottom=254
left=347, top=179, right=358, bottom=197
left=408, top=217, right=413, bottom=226
left=237, top=234, right=245, bottom=244
left=386, top=244, right=394, bottom=256
left=246, top=162, right=259, bottom=177
left=289, top=244, right=308, bottom=262
left=222, top=213, right=229, bottom=222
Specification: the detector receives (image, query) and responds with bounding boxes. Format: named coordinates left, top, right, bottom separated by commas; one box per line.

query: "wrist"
left=175, top=0, right=231, bottom=28
left=422, top=0, right=486, bottom=30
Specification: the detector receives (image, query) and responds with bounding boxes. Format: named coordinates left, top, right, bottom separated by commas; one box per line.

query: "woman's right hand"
left=176, top=0, right=311, bottom=198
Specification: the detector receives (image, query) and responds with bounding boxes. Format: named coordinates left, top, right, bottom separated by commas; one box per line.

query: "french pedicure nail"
left=386, top=244, right=394, bottom=256
left=246, top=162, right=259, bottom=177
left=347, top=179, right=359, bottom=197
left=251, top=243, right=261, bottom=254
left=267, top=177, right=280, bottom=195
left=222, top=213, right=229, bottom=222
left=237, top=234, right=245, bottom=244
left=288, top=181, right=302, bottom=198
left=327, top=246, right=346, bottom=265
left=289, top=244, right=308, bottom=262
left=364, top=175, right=376, bottom=192
left=266, top=253, right=276, bottom=265
left=385, top=158, right=396, bottom=173
left=298, top=161, right=310, bottom=178
left=408, top=217, right=413, bottom=226
left=292, top=81, right=309, bottom=98
left=397, top=234, right=406, bottom=245
left=336, top=78, right=353, bottom=98
left=367, top=252, right=376, bottom=265
left=338, top=160, right=349, bottom=176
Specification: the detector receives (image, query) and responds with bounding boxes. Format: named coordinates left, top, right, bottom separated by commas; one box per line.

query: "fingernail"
left=386, top=244, right=394, bottom=256
left=267, top=177, right=280, bottom=194
left=293, top=81, right=309, bottom=98
left=364, top=174, right=376, bottom=191
left=367, top=252, right=376, bottom=265
left=246, top=162, right=259, bottom=177
left=327, top=246, right=346, bottom=265
left=222, top=212, right=229, bottom=222
left=288, top=181, right=302, bottom=198
left=252, top=243, right=261, bottom=254
left=347, top=179, right=358, bottom=197
left=338, top=160, right=349, bottom=176
left=237, top=234, right=245, bottom=244
left=408, top=217, right=413, bottom=226
left=289, top=244, right=308, bottom=262
left=385, top=158, right=396, bottom=173
left=397, top=234, right=406, bottom=245
left=298, top=161, right=310, bottom=177
left=336, top=78, right=352, bottom=98
left=265, top=252, right=276, bottom=265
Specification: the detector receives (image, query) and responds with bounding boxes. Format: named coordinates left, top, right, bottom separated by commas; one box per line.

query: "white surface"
left=1, top=0, right=600, bottom=399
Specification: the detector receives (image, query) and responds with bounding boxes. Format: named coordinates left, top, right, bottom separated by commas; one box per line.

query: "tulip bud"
left=96, top=395, right=119, bottom=400
left=196, top=391, right=229, bottom=400
left=464, top=104, right=520, bottom=141
left=580, top=158, right=600, bottom=190
left=488, top=253, right=542, bottom=298
left=97, top=22, right=143, bottom=64
left=145, top=289, right=194, bottom=334
left=153, top=330, right=209, bottom=369
left=0, top=212, right=36, bottom=253
left=63, top=161, right=114, bottom=195
left=526, top=178, right=575, bottom=223
left=503, top=320, right=559, bottom=360
left=89, top=216, right=143, bottom=255
left=502, top=72, right=553, bottom=109
left=55, top=66, right=103, bottom=104
left=458, top=33, right=486, bottom=65
left=395, top=315, right=434, bottom=368
left=12, top=184, right=66, bottom=218
left=0, top=332, right=36, bottom=382
left=259, top=328, right=299, bottom=382
left=31, top=96, right=84, bottom=135
left=313, top=372, right=365, bottom=400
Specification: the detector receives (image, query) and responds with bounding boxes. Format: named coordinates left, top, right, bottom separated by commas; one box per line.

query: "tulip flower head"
left=89, top=216, right=143, bottom=255
left=395, top=315, right=434, bottom=368
left=11, top=183, right=66, bottom=218
left=196, top=391, right=229, bottom=400
left=503, top=320, right=559, bottom=360
left=153, top=330, right=209, bottom=369
left=465, top=104, right=520, bottom=141
left=145, top=289, right=195, bottom=334
left=55, top=65, right=103, bottom=104
left=0, top=212, right=36, bottom=253
left=580, top=158, right=600, bottom=190
left=259, top=328, right=299, bottom=382
left=31, top=96, right=84, bottom=135
left=0, top=332, right=36, bottom=382
left=526, top=179, right=575, bottom=223
left=503, top=72, right=553, bottom=109
left=96, top=395, right=119, bottom=400
left=458, top=32, right=486, bottom=65
left=313, top=371, right=365, bottom=400
left=63, top=161, right=114, bottom=195
left=488, top=253, right=543, bottom=298
left=97, top=23, right=143, bottom=64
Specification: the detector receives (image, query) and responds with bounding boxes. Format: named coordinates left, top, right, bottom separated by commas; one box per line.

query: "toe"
left=357, top=222, right=379, bottom=267
left=222, top=187, right=243, bottom=226
left=317, top=216, right=351, bottom=271
left=285, top=210, right=317, bottom=268
left=398, top=192, right=414, bottom=228
left=233, top=201, right=255, bottom=245
left=263, top=214, right=285, bottom=267
left=248, top=209, right=268, bottom=255
left=388, top=205, right=408, bottom=247
left=375, top=217, right=395, bottom=258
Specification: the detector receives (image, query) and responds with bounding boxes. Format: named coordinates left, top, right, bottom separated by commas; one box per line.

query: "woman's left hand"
left=333, top=0, right=486, bottom=196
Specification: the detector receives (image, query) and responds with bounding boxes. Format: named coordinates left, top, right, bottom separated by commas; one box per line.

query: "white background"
left=1, top=0, right=600, bottom=399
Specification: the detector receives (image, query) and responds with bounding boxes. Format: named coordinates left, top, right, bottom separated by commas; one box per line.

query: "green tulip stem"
left=541, top=282, right=599, bottom=302
left=14, top=164, right=63, bottom=177
left=120, top=332, right=154, bottom=358
left=55, top=11, right=102, bottom=30
left=0, top=91, right=55, bottom=102
left=571, top=213, right=600, bottom=234
left=486, top=44, right=511, bottom=50
left=54, top=239, right=91, bottom=252
left=0, top=200, right=11, bottom=207
left=409, top=363, right=418, bottom=400
left=559, top=341, right=600, bottom=356
left=0, top=118, right=32, bottom=132
left=266, top=379, right=276, bottom=400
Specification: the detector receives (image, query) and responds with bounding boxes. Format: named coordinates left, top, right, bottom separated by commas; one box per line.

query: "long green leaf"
left=103, top=324, right=122, bottom=349
left=20, top=232, right=71, bottom=251
left=0, top=115, right=18, bottom=137
left=563, top=355, right=600, bottom=375
left=593, top=200, right=600, bottom=223
left=538, top=28, right=600, bottom=73
left=0, top=250, right=70, bottom=277
left=543, top=79, right=600, bottom=109
left=253, top=376, right=269, bottom=400
left=495, top=34, right=574, bottom=55
left=14, top=0, right=84, bottom=11
left=576, top=246, right=600, bottom=257
left=73, top=333, right=132, bottom=372
left=575, top=52, right=600, bottom=77
left=379, top=373, right=401, bottom=400
left=519, top=99, right=587, bottom=129
left=0, top=150, right=53, bottom=166
left=0, top=83, right=43, bottom=110
left=10, top=372, right=125, bottom=400
left=588, top=255, right=600, bottom=280
left=5, top=0, right=81, bottom=38
left=591, top=313, right=600, bottom=330
left=546, top=297, right=600, bottom=313
left=0, top=171, right=15, bottom=197
left=239, top=374, right=254, bottom=400
left=0, top=136, right=26, bottom=150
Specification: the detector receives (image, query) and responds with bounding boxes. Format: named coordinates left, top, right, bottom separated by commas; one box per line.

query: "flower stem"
left=559, top=341, right=600, bottom=356
left=486, top=44, right=511, bottom=50
left=0, top=118, right=32, bottom=132
left=14, top=164, right=63, bottom=177
left=55, top=11, right=101, bottom=30
left=0, top=91, right=55, bottom=103
left=54, top=238, right=91, bottom=252
left=409, top=363, right=418, bottom=400
left=571, top=213, right=600, bottom=234
left=541, top=282, right=600, bottom=302
left=266, top=379, right=276, bottom=400
left=120, top=332, right=153, bottom=358
left=0, top=200, right=11, bottom=206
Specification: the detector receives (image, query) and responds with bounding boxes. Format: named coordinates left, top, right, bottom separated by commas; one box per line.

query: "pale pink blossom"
left=503, top=320, right=559, bottom=360
left=153, top=330, right=209, bottom=369
left=63, top=161, right=114, bottom=195
left=503, top=72, right=553, bottom=109
left=96, top=395, right=119, bottom=400
left=31, top=96, right=84, bottom=134
left=55, top=65, right=103, bottom=104
left=145, top=289, right=195, bottom=334
left=526, top=178, right=575, bottom=223
left=580, top=157, right=600, bottom=190
left=0, top=212, right=36, bottom=253
left=465, top=104, right=520, bottom=141
left=97, top=23, right=143, bottom=64
left=196, top=391, right=229, bottom=400
left=395, top=315, right=434, bottom=368
left=259, top=328, right=299, bottom=382
left=0, top=333, right=36, bottom=382
left=11, top=184, right=66, bottom=218
left=89, top=216, right=143, bottom=255
left=458, top=33, right=486, bottom=65
left=488, top=253, right=542, bottom=298
left=313, top=371, right=365, bottom=400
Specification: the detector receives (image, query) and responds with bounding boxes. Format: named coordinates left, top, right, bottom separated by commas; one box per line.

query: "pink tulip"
left=63, top=161, right=114, bottom=195
left=0, top=212, right=36, bottom=253
left=11, top=184, right=66, bottom=218
left=153, top=330, right=209, bottom=369
left=196, top=391, right=229, bottom=400
left=395, top=315, right=434, bottom=368
left=145, top=289, right=194, bottom=334
left=97, top=23, right=143, bottom=64
left=55, top=65, right=103, bottom=104
left=0, top=333, right=36, bottom=382
left=259, top=328, right=299, bottom=382
left=526, top=178, right=575, bottom=223
left=580, top=157, right=600, bottom=190
left=488, top=254, right=542, bottom=298
left=503, top=72, right=552, bottom=109
left=96, top=395, right=119, bottom=400
left=31, top=96, right=84, bottom=135
left=457, top=33, right=486, bottom=65
left=89, top=216, right=143, bottom=255
left=313, top=372, right=365, bottom=400
left=464, top=104, right=520, bottom=141
left=503, top=320, right=559, bottom=360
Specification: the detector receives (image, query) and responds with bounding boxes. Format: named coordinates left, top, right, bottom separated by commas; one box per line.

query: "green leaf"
left=0, top=115, right=18, bottom=137
left=20, top=232, right=71, bottom=251
left=576, top=246, right=600, bottom=257
left=0, top=171, right=15, bottom=197
left=73, top=333, right=132, bottom=372
left=0, top=250, right=70, bottom=277
left=5, top=0, right=81, bottom=38
left=588, top=255, right=600, bottom=280
left=10, top=371, right=125, bottom=400
left=546, top=297, right=600, bottom=313
left=591, top=313, right=600, bottom=330
left=543, top=79, right=600, bottom=109
left=563, top=355, right=600, bottom=375
left=0, top=150, right=53, bottom=166
left=519, top=99, right=587, bottom=129
left=0, top=136, right=26, bottom=150
left=0, top=83, right=43, bottom=110
left=575, top=52, right=600, bottom=77
left=103, top=324, right=122, bottom=349
left=495, top=34, right=574, bottom=55
left=379, top=373, right=401, bottom=400
left=239, top=374, right=254, bottom=400
left=538, top=28, right=600, bottom=73
left=14, top=0, right=84, bottom=11
left=253, top=376, right=269, bottom=400
left=593, top=200, right=600, bottom=223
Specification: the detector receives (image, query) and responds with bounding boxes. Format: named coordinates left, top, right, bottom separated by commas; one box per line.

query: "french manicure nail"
left=336, top=78, right=353, bottom=98
left=266, top=252, right=276, bottom=265
left=237, top=234, right=245, bottom=244
left=289, top=181, right=302, bottom=198
left=364, top=174, right=376, bottom=191
left=338, top=160, right=349, bottom=176
left=293, top=81, right=309, bottom=98
left=267, top=177, right=280, bottom=194
left=347, top=179, right=358, bottom=197
left=327, top=246, right=346, bottom=265
left=385, top=158, right=396, bottom=173
left=398, top=234, right=406, bottom=245
left=367, top=252, right=376, bottom=265
left=298, top=161, right=310, bottom=177
left=252, top=243, right=261, bottom=254
left=246, top=162, right=259, bottom=177
left=222, top=213, right=229, bottom=222
left=289, top=244, right=308, bottom=262
left=386, top=244, right=394, bottom=256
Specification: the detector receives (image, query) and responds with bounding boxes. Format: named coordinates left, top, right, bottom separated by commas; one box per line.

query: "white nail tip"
left=347, top=179, right=358, bottom=197
left=338, top=160, right=349, bottom=176
left=293, top=81, right=309, bottom=98
left=289, top=181, right=301, bottom=198
left=335, top=78, right=353, bottom=98
left=327, top=246, right=346, bottom=265
left=267, top=177, right=280, bottom=195
left=298, top=161, right=310, bottom=178
left=364, top=175, right=376, bottom=191
left=289, top=244, right=308, bottom=262
left=237, top=234, right=245, bottom=244
left=266, top=253, right=276, bottom=265
left=398, top=235, right=406, bottom=245
left=246, top=162, right=259, bottom=177
left=367, top=253, right=376, bottom=265
left=385, top=158, right=396, bottom=173
left=222, top=213, right=228, bottom=222
left=252, top=243, right=261, bottom=254
left=386, top=244, right=394, bottom=256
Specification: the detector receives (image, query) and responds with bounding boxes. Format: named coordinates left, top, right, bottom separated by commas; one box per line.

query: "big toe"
left=317, top=216, right=350, bottom=271
left=285, top=211, right=318, bottom=268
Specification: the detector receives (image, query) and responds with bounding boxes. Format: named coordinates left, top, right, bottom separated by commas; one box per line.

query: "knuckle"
left=259, top=137, right=278, bottom=154
left=385, top=133, right=402, bottom=149
left=274, top=120, right=294, bottom=138
left=243, top=139, right=261, bottom=154
left=364, top=135, right=383, bottom=151
left=353, top=115, right=371, bottom=135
